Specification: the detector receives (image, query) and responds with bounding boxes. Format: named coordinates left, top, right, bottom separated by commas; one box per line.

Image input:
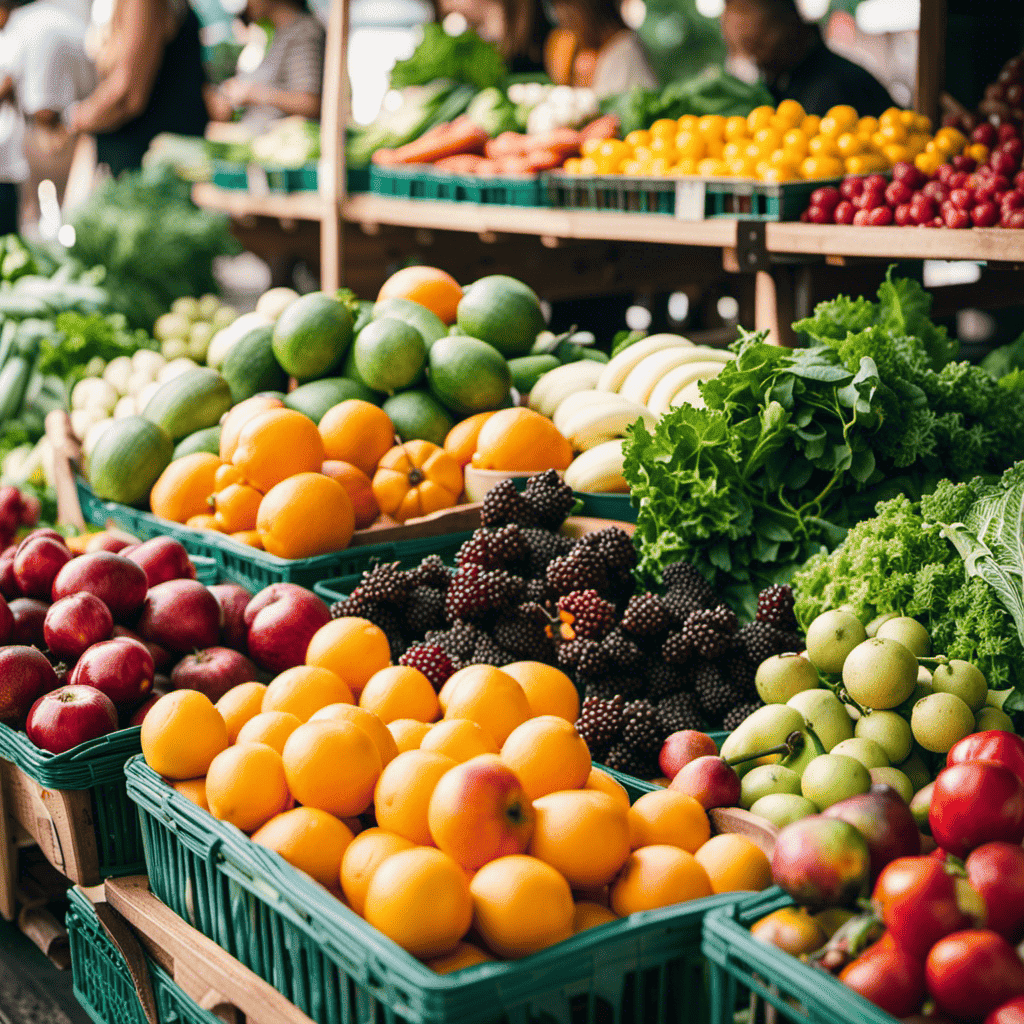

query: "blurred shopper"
left=437, top=0, right=553, bottom=75
left=721, top=0, right=892, bottom=117
left=68, top=0, right=208, bottom=176
left=206, top=0, right=324, bottom=128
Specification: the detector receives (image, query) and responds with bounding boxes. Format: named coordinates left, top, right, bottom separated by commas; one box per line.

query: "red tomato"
left=809, top=186, right=841, bottom=210
left=867, top=206, right=894, bottom=226
left=965, top=843, right=1024, bottom=942
left=872, top=856, right=983, bottom=960
left=972, top=201, right=1001, bottom=227
left=930, top=762, right=1024, bottom=857
left=986, top=996, right=1024, bottom=1024
left=840, top=932, right=926, bottom=1017
left=834, top=200, right=856, bottom=224
left=948, top=731, right=1024, bottom=785
left=926, top=931, right=1024, bottom=1021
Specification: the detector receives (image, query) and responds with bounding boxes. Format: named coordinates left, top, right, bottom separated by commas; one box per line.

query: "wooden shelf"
left=192, top=184, right=326, bottom=222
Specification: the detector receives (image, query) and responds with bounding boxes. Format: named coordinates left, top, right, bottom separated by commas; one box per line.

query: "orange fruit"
left=230, top=530, right=263, bottom=548
left=212, top=483, right=263, bottom=533
left=220, top=395, right=286, bottom=462
left=320, top=460, right=380, bottom=529
left=308, top=703, right=399, bottom=768
left=205, top=743, right=292, bottom=833
left=426, top=942, right=493, bottom=973
left=528, top=790, right=630, bottom=888
left=232, top=408, right=325, bottom=493
left=421, top=718, right=498, bottom=762
left=186, top=513, right=220, bottom=531
left=609, top=845, right=712, bottom=915
left=235, top=710, right=302, bottom=753
left=500, top=716, right=591, bottom=801
left=262, top=665, right=354, bottom=722
left=364, top=847, right=472, bottom=957
left=374, top=749, right=457, bottom=844
left=140, top=690, right=228, bottom=780
left=305, top=617, right=391, bottom=696
left=215, top=682, right=267, bottom=743
left=150, top=452, right=222, bottom=523
left=469, top=855, right=574, bottom=958
left=377, top=266, right=463, bottom=325
left=584, top=768, right=630, bottom=810
left=371, top=441, right=463, bottom=524
left=443, top=412, right=496, bottom=469
left=693, top=834, right=772, bottom=894
left=214, top=463, right=244, bottom=490
left=470, top=409, right=573, bottom=472
left=318, top=401, right=395, bottom=477
left=359, top=665, right=440, bottom=724
left=573, top=902, right=617, bottom=933
left=282, top=720, right=382, bottom=817
left=171, top=777, right=208, bottom=810
left=500, top=662, right=579, bottom=723
left=627, top=790, right=710, bottom=853
left=256, top=472, right=354, bottom=559
left=444, top=666, right=530, bottom=747
left=387, top=718, right=433, bottom=752
left=340, top=827, right=416, bottom=915
left=252, top=807, right=354, bottom=890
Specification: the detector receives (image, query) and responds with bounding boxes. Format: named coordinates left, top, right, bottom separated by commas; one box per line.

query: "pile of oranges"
left=140, top=633, right=772, bottom=968
left=562, top=103, right=970, bottom=183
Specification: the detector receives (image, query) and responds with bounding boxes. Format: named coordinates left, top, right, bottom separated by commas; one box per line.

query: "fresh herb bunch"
left=40, top=312, right=155, bottom=389
left=389, top=25, right=506, bottom=91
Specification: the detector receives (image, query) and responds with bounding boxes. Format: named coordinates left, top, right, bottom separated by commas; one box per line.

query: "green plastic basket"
left=0, top=724, right=144, bottom=879
left=126, top=754, right=750, bottom=1024
left=370, top=164, right=545, bottom=207
left=68, top=887, right=224, bottom=1024
left=573, top=491, right=637, bottom=522
left=702, top=890, right=898, bottom=1024
left=265, top=163, right=318, bottom=192
left=210, top=160, right=249, bottom=190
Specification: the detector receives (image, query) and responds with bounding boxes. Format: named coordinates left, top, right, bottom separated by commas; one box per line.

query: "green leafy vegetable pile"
left=389, top=26, right=506, bottom=91
left=40, top=312, right=155, bottom=390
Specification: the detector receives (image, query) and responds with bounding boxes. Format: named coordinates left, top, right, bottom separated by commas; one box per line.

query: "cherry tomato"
left=892, top=161, right=925, bottom=187
left=840, top=176, right=865, bottom=200
left=999, top=122, right=1021, bottom=143
left=853, top=209, right=872, bottom=226
left=1015, top=169, right=1024, bottom=190
left=805, top=205, right=832, bottom=224
left=894, top=203, right=914, bottom=226
left=952, top=154, right=976, bottom=172
left=949, top=731, right=1024, bottom=785
left=965, top=843, right=1024, bottom=942
left=972, top=201, right=1000, bottom=227
left=926, top=931, right=1024, bottom=1021
left=923, top=180, right=950, bottom=202
left=973, top=123, right=998, bottom=147
left=990, top=150, right=1019, bottom=177
left=854, top=187, right=885, bottom=210
left=950, top=188, right=976, bottom=210
left=834, top=200, right=856, bottom=224
left=1005, top=209, right=1024, bottom=228
left=809, top=186, right=841, bottom=210
left=944, top=206, right=971, bottom=228
left=886, top=180, right=913, bottom=205
left=840, top=933, right=926, bottom=1017
left=986, top=996, right=1024, bottom=1024
left=930, top=762, right=1024, bottom=858
left=867, top=206, right=894, bottom=226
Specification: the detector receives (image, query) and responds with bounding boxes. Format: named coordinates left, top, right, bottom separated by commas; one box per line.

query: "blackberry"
left=357, top=562, right=412, bottom=605
left=473, top=634, right=512, bottom=667
left=350, top=601, right=405, bottom=638
left=404, top=586, right=447, bottom=636
left=457, top=525, right=528, bottom=570
left=723, top=700, right=765, bottom=732
left=694, top=660, right=745, bottom=718
left=524, top=577, right=550, bottom=603
left=427, top=621, right=479, bottom=661
left=406, top=554, right=452, bottom=590
left=580, top=526, right=637, bottom=571
left=662, top=630, right=693, bottom=666
left=557, top=639, right=609, bottom=678
left=603, top=742, right=657, bottom=779
left=386, top=632, right=408, bottom=663
left=645, top=661, right=688, bottom=701
left=738, top=621, right=801, bottom=666
left=481, top=479, right=535, bottom=528
left=584, top=679, right=621, bottom=701
left=708, top=604, right=739, bottom=635
left=520, top=528, right=565, bottom=579
left=656, top=692, right=703, bottom=734
left=575, top=694, right=624, bottom=760
left=522, top=470, right=575, bottom=530
left=620, top=699, right=662, bottom=754
left=557, top=590, right=616, bottom=641
left=662, top=562, right=715, bottom=608
left=445, top=565, right=525, bottom=621
left=399, top=642, right=458, bottom=690
left=330, top=592, right=368, bottom=619
left=757, top=584, right=797, bottom=631
left=601, top=629, right=645, bottom=672
left=662, top=589, right=704, bottom=627
left=718, top=646, right=757, bottom=701
left=493, top=607, right=554, bottom=661
left=679, top=609, right=733, bottom=660
left=546, top=548, right=607, bottom=597
left=621, top=593, right=671, bottom=637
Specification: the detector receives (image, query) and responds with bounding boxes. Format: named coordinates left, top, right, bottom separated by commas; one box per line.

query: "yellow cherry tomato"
left=782, top=129, right=810, bottom=157
left=621, top=159, right=641, bottom=175
left=633, top=146, right=654, bottom=163
left=580, top=138, right=603, bottom=157
left=598, top=139, right=630, bottom=159
left=857, top=115, right=879, bottom=135
left=675, top=156, right=698, bottom=175
left=725, top=115, right=750, bottom=141
left=697, top=115, right=726, bottom=140
left=818, top=115, right=842, bottom=138
left=906, top=133, right=930, bottom=155
left=624, top=130, right=651, bottom=150
left=648, top=157, right=672, bottom=176
left=882, top=143, right=911, bottom=165
left=914, top=151, right=942, bottom=175
left=913, top=114, right=933, bottom=134
left=931, top=135, right=959, bottom=158
left=747, top=105, right=775, bottom=133
left=754, top=127, right=783, bottom=150
left=937, top=126, right=967, bottom=150
left=968, top=143, right=990, bottom=163
left=879, top=107, right=903, bottom=125
left=745, top=141, right=770, bottom=161
left=801, top=114, right=822, bottom=137
left=769, top=148, right=800, bottom=170
left=722, top=140, right=746, bottom=161
left=578, top=156, right=599, bottom=174
left=677, top=114, right=698, bottom=132
left=650, top=118, right=678, bottom=139
left=774, top=99, right=806, bottom=128
left=808, top=134, right=841, bottom=157
left=562, top=157, right=582, bottom=174
left=879, top=120, right=908, bottom=144
left=675, top=132, right=705, bottom=159
left=836, top=132, right=863, bottom=157
left=801, top=155, right=844, bottom=179
left=697, top=157, right=727, bottom=176
left=899, top=109, right=917, bottom=127
left=870, top=130, right=890, bottom=152
left=704, top=138, right=724, bottom=158
left=760, top=164, right=797, bottom=182
left=727, top=157, right=757, bottom=177
left=844, top=154, right=870, bottom=175
left=826, top=105, right=859, bottom=130
left=649, top=136, right=677, bottom=158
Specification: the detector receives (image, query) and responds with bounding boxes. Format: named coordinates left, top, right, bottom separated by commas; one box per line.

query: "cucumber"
left=0, top=356, right=34, bottom=421
left=143, top=367, right=233, bottom=441
left=173, top=425, right=222, bottom=459
left=508, top=354, right=560, bottom=394
left=0, top=320, right=17, bottom=370
left=220, top=325, right=288, bottom=404
left=0, top=293, right=49, bottom=319
left=579, top=349, right=610, bottom=363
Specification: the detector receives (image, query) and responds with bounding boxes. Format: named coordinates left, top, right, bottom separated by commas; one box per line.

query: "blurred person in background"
left=437, top=0, right=553, bottom=75
left=721, top=0, right=893, bottom=117
left=68, top=0, right=207, bottom=176
left=205, top=0, right=324, bottom=128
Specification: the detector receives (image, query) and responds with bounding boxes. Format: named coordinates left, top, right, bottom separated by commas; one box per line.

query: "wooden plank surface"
left=192, top=184, right=325, bottom=222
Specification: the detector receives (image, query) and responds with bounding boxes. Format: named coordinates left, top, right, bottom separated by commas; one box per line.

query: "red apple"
left=208, top=583, right=253, bottom=651
left=9, top=597, right=49, bottom=645
left=0, top=595, right=12, bottom=644
left=966, top=842, right=1024, bottom=942
left=658, top=730, right=719, bottom=781
left=13, top=535, right=72, bottom=599
left=18, top=493, right=40, bottom=527
left=171, top=647, right=260, bottom=702
left=128, top=693, right=161, bottom=727
left=244, top=583, right=330, bottom=674
left=0, top=645, right=58, bottom=722
left=0, top=547, right=17, bottom=599
left=26, top=684, right=118, bottom=754
left=85, top=533, right=134, bottom=554
left=51, top=552, right=148, bottom=620
left=21, top=527, right=65, bottom=545
left=111, top=624, right=171, bottom=671
left=124, top=536, right=196, bottom=588
left=427, top=755, right=535, bottom=870
left=136, top=579, right=220, bottom=653
left=69, top=636, right=155, bottom=709
left=669, top=755, right=741, bottom=809
left=43, top=592, right=114, bottom=662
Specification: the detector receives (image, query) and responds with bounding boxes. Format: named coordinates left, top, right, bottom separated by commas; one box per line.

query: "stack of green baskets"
left=125, top=754, right=752, bottom=1024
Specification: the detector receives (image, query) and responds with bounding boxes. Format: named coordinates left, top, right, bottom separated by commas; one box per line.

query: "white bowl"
left=463, top=467, right=564, bottom=503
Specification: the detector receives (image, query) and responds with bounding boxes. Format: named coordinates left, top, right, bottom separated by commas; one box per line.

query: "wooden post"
left=916, top=0, right=947, bottom=126
left=319, top=0, right=348, bottom=291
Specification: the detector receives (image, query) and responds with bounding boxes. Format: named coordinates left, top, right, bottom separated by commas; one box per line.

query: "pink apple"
left=124, top=536, right=196, bottom=588
left=128, top=693, right=161, bottom=727
left=669, top=755, right=742, bottom=810
left=427, top=755, right=535, bottom=870
left=171, top=647, right=259, bottom=702
left=69, top=637, right=154, bottom=709
left=244, top=583, right=330, bottom=674
left=208, top=583, right=252, bottom=651
left=136, top=579, right=220, bottom=653
left=0, top=646, right=58, bottom=722
left=658, top=730, right=719, bottom=781
left=111, top=625, right=171, bottom=671
left=21, top=527, right=65, bottom=545
left=0, top=595, right=12, bottom=644
left=9, top=597, right=49, bottom=645
left=14, top=535, right=72, bottom=598
left=51, top=552, right=148, bottom=620
left=43, top=593, right=114, bottom=662
left=26, top=684, right=118, bottom=754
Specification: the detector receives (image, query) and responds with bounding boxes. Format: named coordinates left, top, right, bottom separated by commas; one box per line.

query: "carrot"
left=485, top=132, right=530, bottom=159
left=523, top=148, right=567, bottom=172
left=494, top=155, right=534, bottom=175
left=385, top=118, right=490, bottom=165
left=580, top=115, right=619, bottom=142
left=434, top=154, right=486, bottom=173
left=529, top=127, right=582, bottom=149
